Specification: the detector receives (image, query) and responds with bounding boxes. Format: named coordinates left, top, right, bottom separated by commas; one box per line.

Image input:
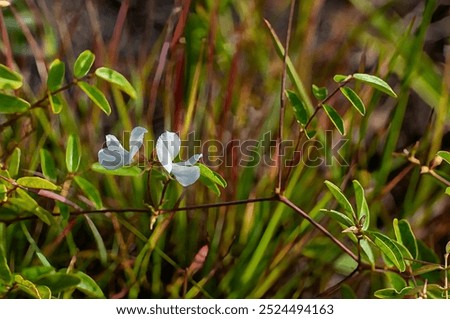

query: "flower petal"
left=129, top=126, right=148, bottom=159
left=156, top=131, right=181, bottom=173
left=171, top=164, right=200, bottom=187
left=178, top=154, right=203, bottom=166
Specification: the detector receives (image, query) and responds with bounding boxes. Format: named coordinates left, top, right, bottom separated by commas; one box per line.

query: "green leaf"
left=35, top=273, right=80, bottom=294
left=374, top=287, right=413, bottom=299
left=66, top=134, right=81, bottom=173
left=304, top=128, right=316, bottom=140
left=321, top=209, right=354, bottom=228
left=324, top=180, right=355, bottom=220
left=286, top=89, right=308, bottom=125
left=49, top=93, right=63, bottom=114
left=72, top=270, right=105, bottom=298
left=47, top=59, right=65, bottom=91
left=352, top=180, right=370, bottom=230
left=385, top=272, right=407, bottom=292
left=312, top=84, right=328, bottom=100
left=360, top=238, right=375, bottom=266
left=369, top=231, right=406, bottom=272
left=77, top=81, right=111, bottom=115
left=74, top=50, right=95, bottom=78
left=437, top=151, right=450, bottom=165
left=84, top=216, right=107, bottom=265
left=95, top=67, right=136, bottom=99
left=446, top=241, right=450, bottom=254
left=446, top=187, right=450, bottom=197
left=74, top=176, right=102, bottom=209
left=0, top=245, right=12, bottom=283
left=14, top=274, right=51, bottom=299
left=199, top=163, right=227, bottom=188
left=352, top=73, right=397, bottom=98
left=323, top=104, right=345, bottom=135
left=40, top=149, right=57, bottom=182
left=22, top=266, right=55, bottom=281
left=91, top=162, right=142, bottom=176
left=0, top=93, right=30, bottom=114
left=17, top=176, right=59, bottom=191
left=393, top=218, right=418, bottom=259
left=0, top=63, right=23, bottom=89
left=412, top=264, right=443, bottom=276
left=0, top=184, right=7, bottom=202
left=7, top=147, right=21, bottom=178
left=333, top=74, right=348, bottom=83
left=340, top=87, right=366, bottom=115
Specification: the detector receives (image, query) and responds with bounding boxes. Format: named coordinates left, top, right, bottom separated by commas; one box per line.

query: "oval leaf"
left=352, top=180, right=370, bottom=230
left=340, top=87, right=366, bottom=115
left=35, top=273, right=80, bottom=294
left=49, top=93, right=63, bottom=114
left=17, top=176, right=59, bottom=191
left=353, top=73, right=397, bottom=98
left=0, top=64, right=23, bottom=89
left=333, top=74, right=348, bottom=83
left=393, top=218, right=418, bottom=259
left=74, top=50, right=95, bottom=78
left=66, top=134, right=81, bottom=173
left=323, top=104, right=345, bottom=135
left=324, top=180, right=355, bottom=220
left=72, top=270, right=105, bottom=298
left=369, top=231, right=406, bottom=272
left=77, top=81, right=111, bottom=115
left=312, top=84, right=328, bottom=100
left=198, top=163, right=227, bottom=188
left=95, top=67, right=136, bottom=99
left=0, top=93, right=30, bottom=114
left=74, top=176, right=102, bottom=209
left=7, top=147, right=21, bottom=178
left=40, top=149, right=57, bottom=182
left=47, top=59, right=65, bottom=91
left=286, top=89, right=308, bottom=125
left=91, top=162, right=142, bottom=176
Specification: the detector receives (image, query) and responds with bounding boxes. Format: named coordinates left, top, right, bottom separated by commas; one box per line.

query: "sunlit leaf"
left=48, top=93, right=63, bottom=114
left=77, top=81, right=111, bottom=115
left=324, top=180, right=355, bottom=220
left=323, top=104, right=345, bottom=135
left=74, top=176, right=102, bottom=209
left=66, top=134, right=81, bottom=173
left=73, top=50, right=95, bottom=78
left=40, top=149, right=57, bottom=182
left=91, top=162, right=142, bottom=176
left=352, top=180, right=370, bottom=230
left=312, top=84, right=328, bottom=100
left=72, top=270, right=105, bottom=298
left=47, top=59, right=65, bottom=91
left=22, top=266, right=55, bottom=281
left=369, top=231, right=406, bottom=272
left=393, top=218, right=418, bottom=259
left=199, top=163, right=227, bottom=188
left=333, top=74, right=348, bottom=83
left=385, top=272, right=407, bottom=292
left=286, top=89, right=308, bottom=125
left=14, top=274, right=51, bottom=299
left=17, top=176, right=59, bottom=191
left=0, top=184, right=7, bottom=202
left=0, top=63, right=22, bottom=89
left=340, top=87, right=366, bottom=115
left=360, top=238, right=375, bottom=266
left=0, top=93, right=30, bottom=114
left=95, top=67, right=136, bottom=99
left=353, top=73, right=397, bottom=98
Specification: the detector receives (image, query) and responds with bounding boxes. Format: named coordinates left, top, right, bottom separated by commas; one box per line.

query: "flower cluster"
left=98, top=127, right=202, bottom=187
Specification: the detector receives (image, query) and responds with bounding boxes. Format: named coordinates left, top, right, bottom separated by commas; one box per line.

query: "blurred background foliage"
left=0, top=0, right=449, bottom=298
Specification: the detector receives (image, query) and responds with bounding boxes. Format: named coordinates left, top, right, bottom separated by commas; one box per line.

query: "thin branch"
left=276, top=0, right=296, bottom=194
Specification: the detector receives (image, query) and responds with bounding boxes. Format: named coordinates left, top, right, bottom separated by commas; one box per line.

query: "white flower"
left=156, top=131, right=202, bottom=187
left=98, top=126, right=147, bottom=170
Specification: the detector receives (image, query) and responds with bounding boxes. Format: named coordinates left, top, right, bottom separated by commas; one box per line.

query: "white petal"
left=156, top=131, right=181, bottom=173
left=98, top=148, right=126, bottom=170
left=178, top=153, right=203, bottom=166
left=129, top=126, right=148, bottom=159
left=172, top=164, right=200, bottom=187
